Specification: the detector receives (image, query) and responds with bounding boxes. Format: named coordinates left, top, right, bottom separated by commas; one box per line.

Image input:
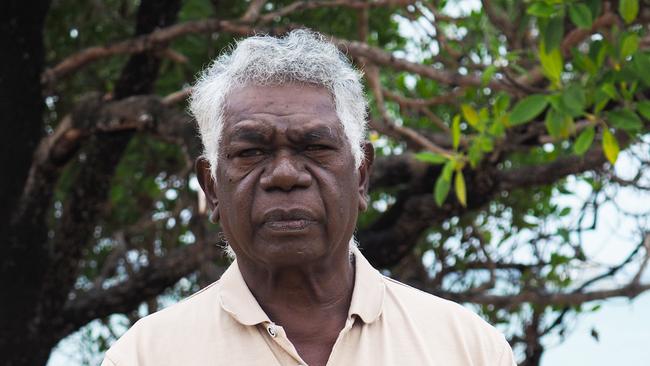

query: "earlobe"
left=209, top=204, right=220, bottom=223
left=195, top=156, right=221, bottom=220
left=358, top=142, right=375, bottom=212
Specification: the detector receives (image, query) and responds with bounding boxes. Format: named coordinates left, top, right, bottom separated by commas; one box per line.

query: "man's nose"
left=259, top=152, right=312, bottom=191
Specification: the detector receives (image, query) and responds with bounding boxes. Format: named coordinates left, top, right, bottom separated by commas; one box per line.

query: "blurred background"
left=2, top=0, right=650, bottom=365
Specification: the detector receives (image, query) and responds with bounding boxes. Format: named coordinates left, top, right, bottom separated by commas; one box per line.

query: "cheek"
left=216, top=165, right=261, bottom=218
left=316, top=168, right=360, bottom=216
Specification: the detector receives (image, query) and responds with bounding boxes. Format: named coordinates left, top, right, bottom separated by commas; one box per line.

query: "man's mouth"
left=261, top=209, right=318, bottom=231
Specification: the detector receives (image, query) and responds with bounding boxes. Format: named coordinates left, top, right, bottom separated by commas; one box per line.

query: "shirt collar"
left=217, top=245, right=385, bottom=326
left=217, top=259, right=271, bottom=326
left=348, top=246, right=385, bottom=324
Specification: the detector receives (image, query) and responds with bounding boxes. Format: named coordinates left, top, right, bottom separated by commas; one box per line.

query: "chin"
left=256, top=239, right=329, bottom=266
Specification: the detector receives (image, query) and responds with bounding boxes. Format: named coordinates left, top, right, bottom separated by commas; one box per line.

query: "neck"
left=237, top=251, right=355, bottom=324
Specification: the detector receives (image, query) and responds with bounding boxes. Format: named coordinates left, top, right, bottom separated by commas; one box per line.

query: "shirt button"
left=267, top=324, right=277, bottom=337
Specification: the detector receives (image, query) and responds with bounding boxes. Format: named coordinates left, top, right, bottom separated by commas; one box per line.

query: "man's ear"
left=358, top=142, right=375, bottom=212
left=195, top=157, right=220, bottom=223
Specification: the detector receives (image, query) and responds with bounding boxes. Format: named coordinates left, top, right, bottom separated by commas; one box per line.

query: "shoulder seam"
left=178, top=279, right=221, bottom=303
left=383, top=276, right=439, bottom=297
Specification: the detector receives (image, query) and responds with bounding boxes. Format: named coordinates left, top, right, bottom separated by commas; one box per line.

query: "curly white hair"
left=189, top=29, right=368, bottom=179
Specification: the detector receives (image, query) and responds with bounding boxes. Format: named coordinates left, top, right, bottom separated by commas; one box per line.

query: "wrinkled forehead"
left=222, top=82, right=339, bottom=122
left=222, top=83, right=344, bottom=142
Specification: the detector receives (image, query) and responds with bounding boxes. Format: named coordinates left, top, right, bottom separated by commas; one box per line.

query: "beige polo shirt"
left=102, top=247, right=516, bottom=365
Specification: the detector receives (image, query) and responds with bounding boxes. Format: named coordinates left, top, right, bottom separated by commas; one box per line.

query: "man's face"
left=200, top=83, right=372, bottom=268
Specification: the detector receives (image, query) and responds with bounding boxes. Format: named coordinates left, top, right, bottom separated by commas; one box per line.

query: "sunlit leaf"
left=441, top=160, right=455, bottom=181
left=539, top=41, right=564, bottom=85
left=461, top=104, right=479, bottom=128
left=620, top=33, right=639, bottom=60
left=415, top=151, right=447, bottom=165
left=452, top=115, right=461, bottom=150
left=602, top=129, right=620, bottom=164
left=619, top=0, right=639, bottom=24
left=527, top=2, right=556, bottom=17
left=454, top=170, right=467, bottom=207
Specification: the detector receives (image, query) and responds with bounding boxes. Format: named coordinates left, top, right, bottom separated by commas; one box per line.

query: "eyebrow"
left=229, top=123, right=273, bottom=144
left=289, top=125, right=340, bottom=144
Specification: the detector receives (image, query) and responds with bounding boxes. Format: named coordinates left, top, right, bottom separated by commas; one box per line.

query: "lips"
left=261, top=208, right=318, bottom=231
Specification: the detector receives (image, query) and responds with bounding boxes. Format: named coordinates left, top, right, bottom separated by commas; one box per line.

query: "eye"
left=305, top=144, right=329, bottom=151
left=239, top=148, right=265, bottom=157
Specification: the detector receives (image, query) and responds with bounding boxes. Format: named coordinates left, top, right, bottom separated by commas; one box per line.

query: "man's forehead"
left=225, top=117, right=344, bottom=142
left=223, top=83, right=338, bottom=120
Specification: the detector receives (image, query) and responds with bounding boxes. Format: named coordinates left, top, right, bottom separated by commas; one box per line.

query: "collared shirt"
left=102, top=247, right=516, bottom=365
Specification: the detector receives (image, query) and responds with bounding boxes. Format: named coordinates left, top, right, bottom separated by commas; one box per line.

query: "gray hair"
left=189, top=29, right=368, bottom=179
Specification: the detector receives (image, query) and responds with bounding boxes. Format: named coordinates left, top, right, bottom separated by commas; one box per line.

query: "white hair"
left=189, top=29, right=368, bottom=179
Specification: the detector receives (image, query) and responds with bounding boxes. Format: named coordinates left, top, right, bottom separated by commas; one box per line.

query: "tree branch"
left=433, top=282, right=650, bottom=310
left=58, top=241, right=223, bottom=339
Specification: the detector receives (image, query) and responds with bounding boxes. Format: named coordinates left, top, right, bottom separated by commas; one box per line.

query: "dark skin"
left=197, top=83, right=374, bottom=366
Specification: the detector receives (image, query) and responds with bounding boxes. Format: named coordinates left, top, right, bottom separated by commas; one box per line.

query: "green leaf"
left=550, top=253, right=571, bottom=266
left=441, top=160, right=455, bottom=181
left=467, top=142, right=483, bottom=168
left=454, top=170, right=467, bottom=207
left=527, top=2, right=556, bottom=17
left=561, top=84, right=586, bottom=117
left=607, top=109, right=642, bottom=132
left=586, top=0, right=602, bottom=19
left=572, top=50, right=597, bottom=75
left=602, top=129, right=620, bottom=164
left=434, top=174, right=451, bottom=206
left=461, top=104, right=479, bottom=128
left=545, top=109, right=564, bottom=138
left=601, top=83, right=619, bottom=99
left=539, top=41, right=564, bottom=85
left=632, top=53, right=650, bottom=87
left=568, top=4, right=593, bottom=29
left=619, top=0, right=639, bottom=24
left=415, top=151, right=448, bottom=165
left=637, top=100, right=650, bottom=120
left=482, top=64, right=497, bottom=86
left=589, top=40, right=608, bottom=69
left=510, top=95, right=549, bottom=125
left=543, top=16, right=565, bottom=52
left=573, top=126, right=595, bottom=155
left=477, top=135, right=494, bottom=152
left=452, top=115, right=461, bottom=150
left=493, top=93, right=511, bottom=115
left=620, top=33, right=639, bottom=60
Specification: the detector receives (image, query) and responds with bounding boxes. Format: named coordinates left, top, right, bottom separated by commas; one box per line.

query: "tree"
left=2, top=0, right=649, bottom=365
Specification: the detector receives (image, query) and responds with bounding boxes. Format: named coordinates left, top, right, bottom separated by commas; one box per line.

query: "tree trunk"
left=0, top=1, right=52, bottom=364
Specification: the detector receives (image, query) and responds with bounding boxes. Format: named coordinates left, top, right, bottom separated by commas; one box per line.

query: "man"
left=102, top=30, right=516, bottom=366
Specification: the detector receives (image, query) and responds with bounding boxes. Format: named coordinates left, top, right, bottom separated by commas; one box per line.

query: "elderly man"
left=102, top=30, right=516, bottom=366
